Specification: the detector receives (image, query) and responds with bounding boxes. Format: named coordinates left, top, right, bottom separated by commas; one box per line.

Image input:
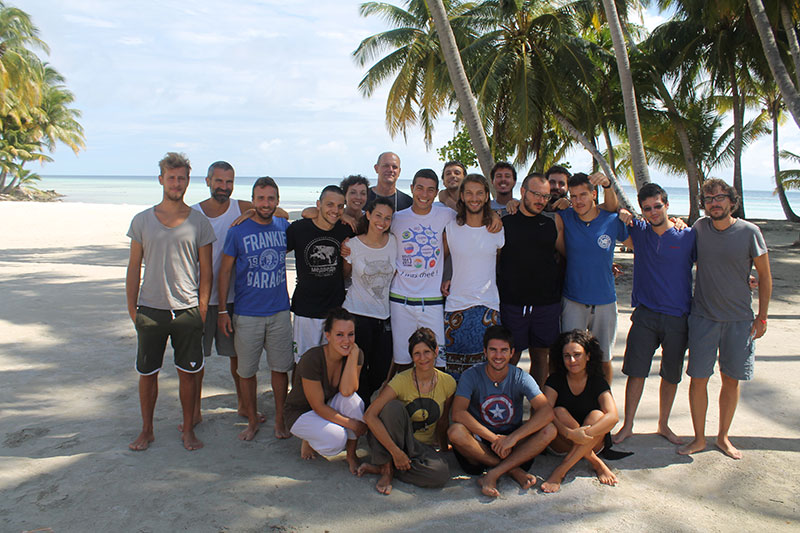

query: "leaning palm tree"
left=777, top=149, right=800, bottom=245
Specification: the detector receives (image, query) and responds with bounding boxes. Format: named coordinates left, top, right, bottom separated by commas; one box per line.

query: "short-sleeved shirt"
left=390, top=205, right=456, bottom=298
left=455, top=362, right=542, bottom=434
left=545, top=372, right=610, bottom=425
left=560, top=207, right=629, bottom=305
left=445, top=220, right=504, bottom=312
left=498, top=211, right=561, bottom=306
left=286, top=218, right=354, bottom=318
left=388, top=368, right=457, bottom=445
left=343, top=234, right=397, bottom=320
left=127, top=207, right=216, bottom=310
left=691, top=217, right=768, bottom=322
left=629, top=218, right=696, bottom=317
left=367, top=188, right=413, bottom=212
left=283, top=345, right=365, bottom=430
left=222, top=217, right=290, bottom=317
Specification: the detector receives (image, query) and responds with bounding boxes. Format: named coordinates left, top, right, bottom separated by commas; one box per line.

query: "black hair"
left=637, top=182, right=668, bottom=206
left=323, top=307, right=355, bottom=332
left=319, top=184, right=345, bottom=201
left=408, top=327, right=438, bottom=356
left=490, top=161, right=517, bottom=182
left=252, top=176, right=279, bottom=197
left=545, top=165, right=571, bottom=179
left=356, top=195, right=394, bottom=235
left=549, top=330, right=605, bottom=378
left=340, top=174, right=370, bottom=195
left=412, top=168, right=439, bottom=188
left=482, top=325, right=514, bottom=351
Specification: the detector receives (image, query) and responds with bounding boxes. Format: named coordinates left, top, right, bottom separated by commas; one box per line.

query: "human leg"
left=328, top=392, right=366, bottom=473
left=500, top=303, right=530, bottom=367
left=657, top=311, right=688, bottom=444
left=232, top=314, right=267, bottom=438
left=680, top=314, right=720, bottom=455
left=587, top=302, right=617, bottom=386
left=292, top=315, right=326, bottom=363
left=131, top=306, right=169, bottom=451
left=482, top=423, right=556, bottom=497
left=177, top=369, right=203, bottom=450
left=238, top=375, right=259, bottom=441
left=130, top=374, right=158, bottom=451
left=542, top=409, right=612, bottom=493
left=716, top=373, right=742, bottom=459
left=657, top=379, right=683, bottom=444
left=677, top=377, right=709, bottom=455
left=264, top=310, right=294, bottom=438
left=613, top=377, right=645, bottom=444
left=527, top=302, right=561, bottom=387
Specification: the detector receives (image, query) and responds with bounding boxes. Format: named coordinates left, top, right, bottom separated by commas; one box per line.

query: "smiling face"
left=492, top=168, right=515, bottom=195
left=325, top=319, right=356, bottom=357
left=562, top=342, right=588, bottom=375
left=443, top=164, right=465, bottom=193
left=411, top=176, right=438, bottom=213
left=461, top=180, right=488, bottom=215
left=252, top=185, right=278, bottom=222
left=345, top=183, right=367, bottom=213
left=316, top=190, right=345, bottom=228
left=568, top=183, right=597, bottom=217
left=485, top=339, right=513, bottom=372
left=411, top=341, right=437, bottom=372
left=159, top=166, right=190, bottom=202
left=206, top=168, right=234, bottom=203
left=548, top=172, right=569, bottom=200
left=366, top=203, right=393, bottom=234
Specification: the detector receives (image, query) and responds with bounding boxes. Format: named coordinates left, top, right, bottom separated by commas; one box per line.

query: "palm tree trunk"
left=748, top=0, right=800, bottom=128
left=427, top=0, right=495, bottom=179
left=600, top=0, right=650, bottom=190
left=554, top=112, right=635, bottom=212
left=730, top=64, right=746, bottom=218
left=601, top=121, right=616, bottom=170
left=781, top=3, right=800, bottom=89
left=771, top=100, right=800, bottom=221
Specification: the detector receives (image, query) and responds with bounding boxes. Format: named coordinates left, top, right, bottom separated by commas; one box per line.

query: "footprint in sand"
left=3, top=427, right=50, bottom=448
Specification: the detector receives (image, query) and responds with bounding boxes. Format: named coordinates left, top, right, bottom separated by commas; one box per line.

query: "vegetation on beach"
left=354, top=0, right=800, bottom=222
left=0, top=1, right=84, bottom=198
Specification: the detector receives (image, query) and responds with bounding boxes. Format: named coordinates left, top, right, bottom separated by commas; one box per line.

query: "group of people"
left=125, top=150, right=772, bottom=497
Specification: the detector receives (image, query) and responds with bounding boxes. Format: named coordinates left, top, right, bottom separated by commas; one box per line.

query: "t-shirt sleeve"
left=442, top=372, right=457, bottom=397
left=750, top=226, right=768, bottom=259
left=495, top=227, right=505, bottom=249
left=544, top=373, right=558, bottom=392
left=222, top=226, right=238, bottom=257
left=591, top=375, right=611, bottom=401
left=615, top=215, right=629, bottom=242
left=387, top=371, right=411, bottom=399
left=297, top=349, right=323, bottom=382
left=285, top=221, right=296, bottom=252
left=455, top=367, right=477, bottom=399
left=127, top=213, right=143, bottom=243
left=196, top=215, right=216, bottom=247
left=519, top=370, right=542, bottom=400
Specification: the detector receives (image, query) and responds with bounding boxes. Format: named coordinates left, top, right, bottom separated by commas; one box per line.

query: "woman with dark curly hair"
left=540, top=330, right=619, bottom=493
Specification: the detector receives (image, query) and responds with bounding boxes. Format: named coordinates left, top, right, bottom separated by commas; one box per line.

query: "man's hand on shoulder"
left=231, top=208, right=254, bottom=227
left=487, top=211, right=503, bottom=233
left=505, top=199, right=520, bottom=215
left=275, top=207, right=289, bottom=220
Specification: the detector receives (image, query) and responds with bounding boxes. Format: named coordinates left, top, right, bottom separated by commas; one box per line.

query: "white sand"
left=1, top=202, right=799, bottom=532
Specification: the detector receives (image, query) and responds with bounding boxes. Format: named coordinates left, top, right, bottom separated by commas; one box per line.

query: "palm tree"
left=777, top=149, right=800, bottom=245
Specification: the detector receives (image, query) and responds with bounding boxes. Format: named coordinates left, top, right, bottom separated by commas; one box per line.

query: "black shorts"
left=135, top=306, right=204, bottom=375
left=622, top=305, right=687, bottom=384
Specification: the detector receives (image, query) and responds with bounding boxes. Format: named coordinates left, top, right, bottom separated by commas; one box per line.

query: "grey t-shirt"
left=691, top=216, right=767, bottom=322
left=127, top=207, right=216, bottom=310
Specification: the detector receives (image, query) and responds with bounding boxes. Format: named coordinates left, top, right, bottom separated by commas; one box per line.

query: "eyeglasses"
left=703, top=194, right=729, bottom=204
left=524, top=189, right=552, bottom=201
left=642, top=203, right=665, bottom=212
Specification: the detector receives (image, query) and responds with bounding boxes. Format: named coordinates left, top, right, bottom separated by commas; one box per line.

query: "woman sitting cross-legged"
left=283, top=307, right=367, bottom=474
left=357, top=327, right=456, bottom=494
left=540, top=329, right=620, bottom=493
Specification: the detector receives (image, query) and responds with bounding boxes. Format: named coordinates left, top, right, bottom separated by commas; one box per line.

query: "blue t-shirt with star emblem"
left=455, top=362, right=541, bottom=434
left=223, top=217, right=290, bottom=317
left=560, top=207, right=628, bottom=305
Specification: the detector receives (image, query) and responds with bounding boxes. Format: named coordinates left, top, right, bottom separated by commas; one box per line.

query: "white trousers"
left=289, top=392, right=365, bottom=456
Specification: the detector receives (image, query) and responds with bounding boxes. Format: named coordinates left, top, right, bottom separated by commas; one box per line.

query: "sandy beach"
left=1, top=201, right=799, bottom=532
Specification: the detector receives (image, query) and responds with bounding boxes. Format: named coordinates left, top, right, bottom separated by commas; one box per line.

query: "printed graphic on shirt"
left=243, top=231, right=287, bottom=289
left=480, top=394, right=515, bottom=428
left=405, top=397, right=441, bottom=432
left=361, top=257, right=394, bottom=299
left=597, top=234, right=612, bottom=249
left=303, top=236, right=341, bottom=277
left=400, top=224, right=441, bottom=271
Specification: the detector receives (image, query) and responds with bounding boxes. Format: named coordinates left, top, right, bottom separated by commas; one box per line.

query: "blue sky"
left=20, top=1, right=800, bottom=190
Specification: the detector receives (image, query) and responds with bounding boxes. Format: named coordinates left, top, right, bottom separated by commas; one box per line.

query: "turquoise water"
left=36, top=174, right=800, bottom=219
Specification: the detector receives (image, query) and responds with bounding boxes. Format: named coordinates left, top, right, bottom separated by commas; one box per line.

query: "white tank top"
left=192, top=200, right=242, bottom=305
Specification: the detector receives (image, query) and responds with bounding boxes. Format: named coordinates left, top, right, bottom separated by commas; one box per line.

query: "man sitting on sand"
left=448, top=326, right=556, bottom=498
left=217, top=177, right=293, bottom=441
left=126, top=152, right=215, bottom=451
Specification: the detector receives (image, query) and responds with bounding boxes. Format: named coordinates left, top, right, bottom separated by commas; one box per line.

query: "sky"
left=19, top=1, right=800, bottom=190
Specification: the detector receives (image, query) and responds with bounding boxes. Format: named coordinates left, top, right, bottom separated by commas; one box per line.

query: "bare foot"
left=356, top=463, right=381, bottom=478
left=657, top=423, right=685, bottom=445
left=238, top=425, right=259, bottom=441
left=677, top=438, right=706, bottom=455
left=129, top=431, right=154, bottom=451
left=182, top=431, right=204, bottom=451
left=540, top=478, right=561, bottom=493
left=300, top=440, right=317, bottom=460
left=477, top=475, right=500, bottom=498
left=715, top=436, right=742, bottom=459
left=238, top=409, right=266, bottom=423
left=612, top=425, right=633, bottom=444
left=376, top=463, right=393, bottom=495
left=346, top=453, right=361, bottom=475
left=592, top=461, right=618, bottom=486
left=508, top=468, right=537, bottom=490
left=177, top=415, right=202, bottom=432
left=274, top=422, right=291, bottom=439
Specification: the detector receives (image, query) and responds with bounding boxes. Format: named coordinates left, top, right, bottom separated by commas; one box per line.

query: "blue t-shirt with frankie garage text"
left=222, top=217, right=290, bottom=317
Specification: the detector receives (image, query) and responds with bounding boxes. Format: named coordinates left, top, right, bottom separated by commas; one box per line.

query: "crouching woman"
left=283, top=307, right=366, bottom=474
left=358, top=327, right=455, bottom=494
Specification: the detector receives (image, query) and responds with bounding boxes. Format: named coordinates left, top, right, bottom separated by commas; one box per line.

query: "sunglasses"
left=703, top=194, right=729, bottom=204
left=642, top=203, right=664, bottom=212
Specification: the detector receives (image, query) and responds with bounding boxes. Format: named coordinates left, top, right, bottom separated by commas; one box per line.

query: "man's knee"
left=720, top=372, right=740, bottom=388
left=447, top=422, right=471, bottom=445
left=539, top=422, right=557, bottom=444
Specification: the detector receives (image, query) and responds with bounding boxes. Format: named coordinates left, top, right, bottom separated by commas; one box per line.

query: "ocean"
left=34, top=174, right=800, bottom=219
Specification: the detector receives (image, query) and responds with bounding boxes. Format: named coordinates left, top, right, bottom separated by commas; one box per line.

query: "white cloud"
left=63, top=14, right=116, bottom=28
left=117, top=36, right=144, bottom=46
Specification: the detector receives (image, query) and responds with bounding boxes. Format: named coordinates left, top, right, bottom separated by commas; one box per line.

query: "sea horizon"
left=32, top=174, right=800, bottom=220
